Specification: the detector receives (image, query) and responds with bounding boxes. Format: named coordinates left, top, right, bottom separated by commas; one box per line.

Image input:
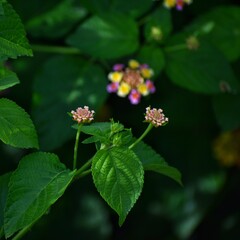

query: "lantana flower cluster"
left=145, top=107, right=168, bottom=127
left=163, top=0, right=192, bottom=11
left=71, top=106, right=94, bottom=124
left=107, top=60, right=156, bottom=105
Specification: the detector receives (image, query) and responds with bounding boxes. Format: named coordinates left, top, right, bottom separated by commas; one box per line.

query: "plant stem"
left=74, top=158, right=93, bottom=180
left=129, top=123, right=153, bottom=149
left=31, top=44, right=81, bottom=55
left=73, top=125, right=82, bottom=170
left=164, top=44, right=187, bottom=52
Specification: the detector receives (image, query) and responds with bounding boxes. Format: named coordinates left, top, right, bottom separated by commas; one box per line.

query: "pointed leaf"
left=133, top=141, right=182, bottom=185
left=0, top=172, right=11, bottom=238
left=0, top=64, right=19, bottom=90
left=66, top=14, right=139, bottom=59
left=4, top=152, right=75, bottom=238
left=92, top=147, right=144, bottom=225
left=0, top=1, right=32, bottom=58
left=0, top=98, right=39, bottom=148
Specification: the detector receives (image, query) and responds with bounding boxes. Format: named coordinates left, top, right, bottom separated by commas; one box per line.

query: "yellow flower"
left=108, top=72, right=123, bottom=83
left=137, top=83, right=149, bottom=96
left=128, top=59, right=140, bottom=69
left=163, top=0, right=176, bottom=8
left=141, top=68, right=154, bottom=79
left=117, top=82, right=131, bottom=97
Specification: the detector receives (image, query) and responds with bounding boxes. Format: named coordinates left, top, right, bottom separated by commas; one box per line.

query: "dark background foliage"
left=1, top=0, right=240, bottom=239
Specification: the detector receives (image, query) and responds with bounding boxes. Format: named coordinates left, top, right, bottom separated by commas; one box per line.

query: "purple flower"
left=129, top=89, right=141, bottom=105
left=113, top=64, right=124, bottom=71
left=146, top=80, right=156, bottom=93
left=107, top=82, right=119, bottom=93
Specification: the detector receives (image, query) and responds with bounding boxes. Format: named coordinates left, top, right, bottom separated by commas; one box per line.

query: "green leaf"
left=32, top=56, right=107, bottom=150
left=92, top=146, right=144, bottom=225
left=80, top=0, right=152, bottom=18
left=185, top=6, right=240, bottom=61
left=165, top=40, right=240, bottom=94
left=26, top=0, right=87, bottom=39
left=66, top=14, right=139, bottom=59
left=0, top=2, right=4, bottom=16
left=0, top=64, right=19, bottom=90
left=133, top=141, right=182, bottom=185
left=4, top=152, right=75, bottom=238
left=212, top=93, right=240, bottom=131
left=0, top=1, right=32, bottom=58
left=144, top=6, right=172, bottom=44
left=0, top=172, right=11, bottom=238
left=0, top=98, right=39, bottom=149
left=137, top=45, right=165, bottom=77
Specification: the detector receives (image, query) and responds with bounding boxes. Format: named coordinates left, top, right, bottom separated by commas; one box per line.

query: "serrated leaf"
left=0, top=64, right=19, bottom=90
left=4, top=152, right=75, bottom=238
left=212, top=93, right=240, bottom=131
left=92, top=146, right=144, bottom=225
left=66, top=14, right=139, bottom=59
left=0, top=98, right=39, bottom=148
left=184, top=6, right=240, bottom=61
left=26, top=0, right=87, bottom=39
left=0, top=172, right=11, bottom=238
left=80, top=122, right=112, bottom=144
left=0, top=1, right=32, bottom=58
left=32, top=56, right=107, bottom=150
left=133, top=141, right=182, bottom=185
left=144, top=6, right=172, bottom=43
left=165, top=40, right=240, bottom=94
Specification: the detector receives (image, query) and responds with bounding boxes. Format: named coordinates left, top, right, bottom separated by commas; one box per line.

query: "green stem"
left=164, top=44, right=187, bottom=52
left=74, top=158, right=93, bottom=180
left=129, top=123, right=154, bottom=149
left=31, top=44, right=81, bottom=55
left=73, top=125, right=82, bottom=170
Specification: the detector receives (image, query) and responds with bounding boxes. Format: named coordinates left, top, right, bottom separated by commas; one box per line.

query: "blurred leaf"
left=32, top=56, right=107, bottom=150
left=137, top=45, right=165, bottom=77
left=185, top=6, right=240, bottom=61
left=110, top=0, right=152, bottom=18
left=165, top=40, right=240, bottom=94
left=0, top=1, right=32, bottom=59
left=0, top=172, right=11, bottom=238
left=0, top=64, right=19, bottom=90
left=4, top=152, right=75, bottom=238
left=92, top=146, right=144, bottom=226
left=66, top=14, right=139, bottom=59
left=80, top=0, right=152, bottom=18
left=144, top=7, right=172, bottom=44
left=212, top=93, right=240, bottom=131
left=0, top=98, right=39, bottom=149
left=0, top=2, right=4, bottom=16
left=26, top=0, right=87, bottom=39
left=133, top=141, right=182, bottom=185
